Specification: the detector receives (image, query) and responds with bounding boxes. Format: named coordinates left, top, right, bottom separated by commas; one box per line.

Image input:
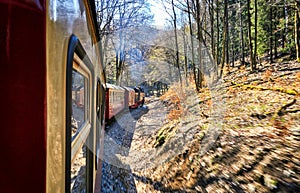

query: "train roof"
left=106, top=83, right=125, bottom=90
left=121, top=86, right=135, bottom=92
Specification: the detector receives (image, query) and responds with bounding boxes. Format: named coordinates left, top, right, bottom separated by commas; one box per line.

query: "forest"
left=96, top=0, right=300, bottom=88
left=96, top=0, right=300, bottom=192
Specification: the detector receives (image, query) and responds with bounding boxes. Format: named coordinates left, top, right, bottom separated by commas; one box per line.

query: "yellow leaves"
left=271, top=119, right=288, bottom=130
left=242, top=76, right=248, bottom=82
left=239, top=65, right=246, bottom=71
left=205, top=99, right=212, bottom=108
left=224, top=64, right=231, bottom=75
left=170, top=94, right=181, bottom=105
left=161, top=89, right=181, bottom=103
left=167, top=107, right=183, bottom=121
left=263, top=70, right=272, bottom=80
left=228, top=86, right=235, bottom=93
left=160, top=88, right=183, bottom=121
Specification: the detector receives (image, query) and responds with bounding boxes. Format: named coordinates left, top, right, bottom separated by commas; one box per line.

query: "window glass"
left=70, top=68, right=88, bottom=193
left=71, top=145, right=87, bottom=193
left=71, top=70, right=86, bottom=138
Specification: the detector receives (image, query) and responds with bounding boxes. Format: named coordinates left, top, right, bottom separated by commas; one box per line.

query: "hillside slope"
left=132, top=60, right=300, bottom=192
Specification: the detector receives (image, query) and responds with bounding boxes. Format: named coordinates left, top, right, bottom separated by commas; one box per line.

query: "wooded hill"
left=96, top=0, right=300, bottom=89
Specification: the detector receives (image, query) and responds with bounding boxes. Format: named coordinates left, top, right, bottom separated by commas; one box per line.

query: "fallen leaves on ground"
left=132, top=60, right=300, bottom=193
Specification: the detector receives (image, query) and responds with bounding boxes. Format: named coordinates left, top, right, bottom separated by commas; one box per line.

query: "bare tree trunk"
left=209, top=0, right=215, bottom=60
left=209, top=0, right=218, bottom=77
left=269, top=5, right=274, bottom=63
left=115, top=51, right=120, bottom=84
left=239, top=0, right=245, bottom=65
left=274, top=6, right=278, bottom=59
left=216, top=0, right=220, bottom=66
left=295, top=1, right=300, bottom=62
left=219, top=0, right=228, bottom=78
left=247, top=0, right=255, bottom=70
left=253, top=0, right=257, bottom=69
left=282, top=0, right=288, bottom=48
left=275, top=31, right=278, bottom=58
left=171, top=0, right=182, bottom=85
left=196, top=0, right=203, bottom=89
left=115, top=30, right=126, bottom=85
left=232, top=43, right=235, bottom=67
left=226, top=3, right=229, bottom=68
left=102, top=36, right=108, bottom=67
left=188, top=0, right=198, bottom=91
left=182, top=22, right=188, bottom=85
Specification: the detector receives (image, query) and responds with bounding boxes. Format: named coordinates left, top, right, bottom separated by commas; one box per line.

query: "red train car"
left=123, top=86, right=136, bottom=109
left=104, top=84, right=145, bottom=121
left=105, top=83, right=125, bottom=120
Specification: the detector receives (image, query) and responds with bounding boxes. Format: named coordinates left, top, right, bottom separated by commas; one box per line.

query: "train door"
left=66, top=36, right=95, bottom=193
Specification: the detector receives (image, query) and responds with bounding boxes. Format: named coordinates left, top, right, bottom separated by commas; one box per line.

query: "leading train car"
left=0, top=1, right=106, bottom=193
left=131, top=87, right=145, bottom=108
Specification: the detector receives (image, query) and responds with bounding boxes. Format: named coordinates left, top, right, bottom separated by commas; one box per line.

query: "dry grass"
left=160, top=85, right=185, bottom=121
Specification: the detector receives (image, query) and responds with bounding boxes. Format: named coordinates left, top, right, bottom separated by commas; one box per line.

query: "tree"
left=254, top=0, right=258, bottom=69
left=247, top=0, right=255, bottom=69
left=220, top=0, right=229, bottom=78
left=96, top=0, right=153, bottom=84
left=171, top=0, right=182, bottom=85
left=239, top=0, right=245, bottom=65
left=295, top=0, right=300, bottom=61
left=195, top=0, right=204, bottom=89
left=180, top=13, right=189, bottom=84
left=187, top=0, right=198, bottom=90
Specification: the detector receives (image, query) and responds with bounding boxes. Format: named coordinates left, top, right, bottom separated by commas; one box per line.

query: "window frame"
left=66, top=35, right=95, bottom=193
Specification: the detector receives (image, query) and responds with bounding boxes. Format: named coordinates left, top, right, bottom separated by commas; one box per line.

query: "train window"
left=66, top=35, right=95, bottom=193
left=70, top=56, right=91, bottom=193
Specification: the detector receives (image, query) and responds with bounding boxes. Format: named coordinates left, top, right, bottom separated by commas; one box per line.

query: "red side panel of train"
left=105, top=90, right=111, bottom=119
left=105, top=84, right=125, bottom=120
left=128, top=90, right=136, bottom=107
left=123, top=86, right=135, bottom=109
left=0, top=1, right=46, bottom=193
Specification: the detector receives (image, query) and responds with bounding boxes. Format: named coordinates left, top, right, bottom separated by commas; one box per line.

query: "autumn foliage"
left=160, top=86, right=184, bottom=121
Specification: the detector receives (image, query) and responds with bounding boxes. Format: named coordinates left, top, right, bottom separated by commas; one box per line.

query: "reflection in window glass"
left=71, top=70, right=86, bottom=138
left=71, top=69, right=87, bottom=193
left=71, top=145, right=86, bottom=193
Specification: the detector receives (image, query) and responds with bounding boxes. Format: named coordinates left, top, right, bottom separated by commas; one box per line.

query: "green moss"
left=260, top=104, right=268, bottom=112
left=200, top=124, right=208, bottom=130
left=155, top=135, right=165, bottom=147
left=154, top=121, right=179, bottom=147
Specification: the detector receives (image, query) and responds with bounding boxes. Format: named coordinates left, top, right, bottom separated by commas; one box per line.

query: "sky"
left=149, top=0, right=169, bottom=28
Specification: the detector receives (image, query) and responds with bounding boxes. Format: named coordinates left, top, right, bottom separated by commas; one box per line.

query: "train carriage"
left=105, top=83, right=125, bottom=120
left=0, top=0, right=106, bottom=193
left=122, top=86, right=136, bottom=109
